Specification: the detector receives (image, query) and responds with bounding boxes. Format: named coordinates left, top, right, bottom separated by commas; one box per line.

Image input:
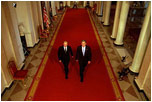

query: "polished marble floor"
left=1, top=8, right=147, bottom=101
left=90, top=10, right=147, bottom=101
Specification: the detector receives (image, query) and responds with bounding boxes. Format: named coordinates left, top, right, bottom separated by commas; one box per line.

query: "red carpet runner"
left=25, top=9, right=124, bottom=101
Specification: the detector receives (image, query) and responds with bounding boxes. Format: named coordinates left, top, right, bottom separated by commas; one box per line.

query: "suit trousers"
left=79, top=61, right=87, bottom=80
left=62, top=60, right=69, bottom=77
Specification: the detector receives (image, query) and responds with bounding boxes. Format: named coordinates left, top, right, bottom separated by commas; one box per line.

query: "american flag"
left=43, top=7, right=50, bottom=28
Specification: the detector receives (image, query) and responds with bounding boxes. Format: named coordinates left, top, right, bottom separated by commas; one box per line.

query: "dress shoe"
left=80, top=78, right=83, bottom=82
left=65, top=76, right=68, bottom=79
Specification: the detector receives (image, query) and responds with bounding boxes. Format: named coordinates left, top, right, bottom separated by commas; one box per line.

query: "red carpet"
left=25, top=9, right=124, bottom=101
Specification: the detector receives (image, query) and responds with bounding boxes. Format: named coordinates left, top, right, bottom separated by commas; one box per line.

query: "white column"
left=51, top=1, right=56, bottom=16
left=84, top=1, right=87, bottom=7
left=97, top=1, right=102, bottom=15
left=114, top=1, right=130, bottom=45
left=96, top=1, right=99, bottom=14
left=103, top=1, right=111, bottom=25
left=64, top=1, right=67, bottom=6
left=56, top=1, right=60, bottom=10
left=63, top=1, right=66, bottom=7
left=100, top=2, right=104, bottom=16
left=111, top=1, right=122, bottom=39
left=31, top=1, right=40, bottom=43
left=67, top=1, right=70, bottom=7
left=37, top=1, right=44, bottom=29
left=135, top=38, right=151, bottom=99
left=90, top=1, right=93, bottom=7
left=129, top=2, right=151, bottom=73
left=1, top=3, right=18, bottom=87
left=1, top=44, right=13, bottom=89
left=101, top=2, right=106, bottom=22
left=2, top=1, right=25, bottom=69
left=27, top=1, right=39, bottom=45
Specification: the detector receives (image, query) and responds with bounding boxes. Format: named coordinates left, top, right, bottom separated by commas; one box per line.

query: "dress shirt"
left=82, top=46, right=86, bottom=56
left=64, top=46, right=67, bottom=52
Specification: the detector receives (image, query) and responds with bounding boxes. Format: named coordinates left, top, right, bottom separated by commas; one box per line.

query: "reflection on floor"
left=1, top=8, right=147, bottom=101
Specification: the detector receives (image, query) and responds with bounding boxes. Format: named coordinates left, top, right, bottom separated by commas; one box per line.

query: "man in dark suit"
left=58, top=41, right=73, bottom=79
left=73, top=1, right=78, bottom=9
left=76, top=40, right=92, bottom=82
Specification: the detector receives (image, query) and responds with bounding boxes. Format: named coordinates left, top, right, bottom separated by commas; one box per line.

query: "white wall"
left=1, top=69, right=7, bottom=93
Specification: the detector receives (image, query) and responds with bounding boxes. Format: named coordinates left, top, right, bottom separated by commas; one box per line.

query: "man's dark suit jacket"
left=58, top=46, right=73, bottom=62
left=76, top=45, right=92, bottom=64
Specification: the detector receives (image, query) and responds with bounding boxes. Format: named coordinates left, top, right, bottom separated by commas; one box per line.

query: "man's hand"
left=72, top=56, right=74, bottom=58
left=88, top=61, right=91, bottom=64
left=59, top=60, right=62, bottom=63
left=76, top=60, right=78, bottom=62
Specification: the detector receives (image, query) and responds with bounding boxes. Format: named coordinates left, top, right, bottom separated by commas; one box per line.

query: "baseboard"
left=21, top=64, right=25, bottom=70
left=27, top=44, right=35, bottom=48
left=133, top=80, right=149, bottom=101
left=27, top=39, right=40, bottom=48
left=113, top=42, right=124, bottom=47
left=6, top=79, right=14, bottom=88
left=18, top=62, right=25, bottom=70
left=1, top=81, right=14, bottom=96
left=96, top=14, right=102, bottom=17
left=110, top=36, right=116, bottom=40
left=36, top=39, right=40, bottom=44
left=103, top=24, right=110, bottom=27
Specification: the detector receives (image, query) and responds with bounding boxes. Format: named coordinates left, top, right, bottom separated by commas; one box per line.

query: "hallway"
left=25, top=8, right=123, bottom=101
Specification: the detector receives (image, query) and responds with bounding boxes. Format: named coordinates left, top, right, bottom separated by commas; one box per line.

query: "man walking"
left=73, top=1, right=78, bottom=9
left=76, top=40, right=92, bottom=82
left=58, top=41, right=73, bottom=79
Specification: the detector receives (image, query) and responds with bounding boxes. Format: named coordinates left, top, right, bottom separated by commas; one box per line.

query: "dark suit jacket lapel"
left=85, top=46, right=88, bottom=55
left=67, top=46, right=69, bottom=51
left=80, top=46, right=83, bottom=55
left=62, top=46, right=64, bottom=52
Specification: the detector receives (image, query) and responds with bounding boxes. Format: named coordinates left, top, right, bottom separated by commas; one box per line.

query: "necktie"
left=65, top=47, right=67, bottom=52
